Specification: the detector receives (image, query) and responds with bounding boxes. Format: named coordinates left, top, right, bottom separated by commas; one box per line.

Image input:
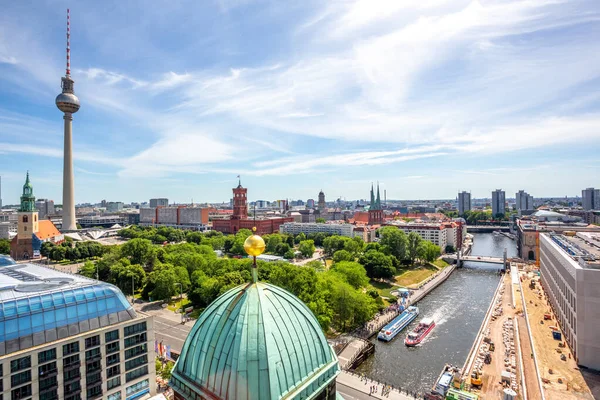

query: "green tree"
left=40, top=242, right=55, bottom=257
left=50, top=246, right=66, bottom=261
left=109, top=260, right=146, bottom=295
left=168, top=229, right=186, bottom=243
left=407, top=232, right=422, bottom=264
left=445, top=244, right=456, bottom=253
left=332, top=250, right=353, bottom=263
left=378, top=226, right=408, bottom=261
left=149, top=265, right=177, bottom=301
left=186, top=231, right=204, bottom=244
left=323, top=236, right=350, bottom=257
left=305, top=260, right=325, bottom=272
left=79, top=261, right=97, bottom=278
left=265, top=234, right=282, bottom=253
left=298, top=240, right=315, bottom=258
left=359, top=250, right=396, bottom=279
left=316, top=218, right=326, bottom=223
left=294, top=232, right=306, bottom=244
left=284, top=249, right=295, bottom=259
left=121, top=238, right=156, bottom=268
left=420, top=242, right=441, bottom=263
left=275, top=243, right=291, bottom=256
left=331, top=261, right=369, bottom=289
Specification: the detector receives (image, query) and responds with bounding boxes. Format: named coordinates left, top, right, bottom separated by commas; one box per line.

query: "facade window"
left=64, top=381, right=81, bottom=393
left=64, top=368, right=80, bottom=382
left=85, top=335, right=100, bottom=349
left=39, top=375, right=57, bottom=391
left=107, top=376, right=121, bottom=391
left=124, top=344, right=147, bottom=360
left=126, top=379, right=149, bottom=396
left=125, top=366, right=148, bottom=382
left=10, top=356, right=31, bottom=373
left=107, top=365, right=121, bottom=378
left=86, top=371, right=102, bottom=386
left=124, top=332, right=147, bottom=349
left=107, top=353, right=120, bottom=366
left=86, top=384, right=102, bottom=400
left=106, top=341, right=120, bottom=354
left=38, top=361, right=57, bottom=378
left=107, top=392, right=122, bottom=400
left=11, top=370, right=31, bottom=387
left=124, top=322, right=146, bottom=337
left=23, top=216, right=28, bottom=223
left=39, top=389, right=58, bottom=400
left=38, top=348, right=57, bottom=364
left=86, top=360, right=102, bottom=374
left=11, top=384, right=32, bottom=400
left=63, top=341, right=80, bottom=356
left=105, top=330, right=119, bottom=343
left=65, top=395, right=82, bottom=400
left=85, top=347, right=101, bottom=361
left=64, top=354, right=80, bottom=368
left=125, top=355, right=148, bottom=372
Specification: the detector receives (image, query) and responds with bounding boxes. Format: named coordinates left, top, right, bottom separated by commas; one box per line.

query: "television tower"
left=55, top=9, right=80, bottom=231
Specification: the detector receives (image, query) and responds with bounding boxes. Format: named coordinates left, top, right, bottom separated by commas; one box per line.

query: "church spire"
left=20, top=172, right=36, bottom=212
left=370, top=183, right=375, bottom=208
left=376, top=182, right=381, bottom=210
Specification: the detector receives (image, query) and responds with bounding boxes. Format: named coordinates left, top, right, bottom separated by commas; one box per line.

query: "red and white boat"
left=404, top=318, right=435, bottom=346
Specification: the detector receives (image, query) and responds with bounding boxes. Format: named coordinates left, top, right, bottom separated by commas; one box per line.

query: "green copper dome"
left=170, top=281, right=339, bottom=400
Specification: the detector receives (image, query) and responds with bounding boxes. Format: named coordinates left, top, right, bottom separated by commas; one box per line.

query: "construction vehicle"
left=489, top=341, right=495, bottom=352
left=544, top=314, right=551, bottom=320
left=471, top=371, right=483, bottom=388
left=484, top=353, right=492, bottom=364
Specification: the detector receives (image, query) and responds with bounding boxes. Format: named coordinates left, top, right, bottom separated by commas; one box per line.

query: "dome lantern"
left=244, top=227, right=266, bottom=282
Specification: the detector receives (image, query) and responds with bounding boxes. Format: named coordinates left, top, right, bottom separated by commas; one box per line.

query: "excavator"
left=471, top=371, right=483, bottom=388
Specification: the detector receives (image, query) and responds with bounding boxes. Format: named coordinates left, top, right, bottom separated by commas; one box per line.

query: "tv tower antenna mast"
left=55, top=8, right=80, bottom=231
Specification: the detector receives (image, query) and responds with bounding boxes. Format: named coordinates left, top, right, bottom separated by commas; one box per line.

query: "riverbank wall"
left=408, top=264, right=457, bottom=305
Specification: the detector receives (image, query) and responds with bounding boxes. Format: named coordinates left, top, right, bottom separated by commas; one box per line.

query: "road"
left=134, top=301, right=193, bottom=354
left=292, top=250, right=324, bottom=266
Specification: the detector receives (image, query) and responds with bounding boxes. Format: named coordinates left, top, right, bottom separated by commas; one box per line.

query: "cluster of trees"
left=41, top=240, right=106, bottom=262
left=0, top=239, right=10, bottom=255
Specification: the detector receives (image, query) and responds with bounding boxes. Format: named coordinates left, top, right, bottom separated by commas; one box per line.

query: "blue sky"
left=1, top=0, right=599, bottom=204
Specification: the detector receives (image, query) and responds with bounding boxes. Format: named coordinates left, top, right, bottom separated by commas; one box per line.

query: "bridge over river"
left=443, top=254, right=507, bottom=264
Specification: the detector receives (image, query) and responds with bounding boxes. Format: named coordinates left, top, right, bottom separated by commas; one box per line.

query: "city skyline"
left=1, top=1, right=600, bottom=203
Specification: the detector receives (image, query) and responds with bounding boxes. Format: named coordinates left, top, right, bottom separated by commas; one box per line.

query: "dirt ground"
left=520, top=271, right=594, bottom=400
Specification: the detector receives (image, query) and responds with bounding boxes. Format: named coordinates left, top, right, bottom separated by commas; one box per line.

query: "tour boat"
left=377, top=306, right=419, bottom=342
left=404, top=318, right=435, bottom=346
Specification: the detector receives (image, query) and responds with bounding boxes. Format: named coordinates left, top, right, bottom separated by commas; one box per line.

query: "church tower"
left=18, top=172, right=39, bottom=239
left=368, top=182, right=383, bottom=225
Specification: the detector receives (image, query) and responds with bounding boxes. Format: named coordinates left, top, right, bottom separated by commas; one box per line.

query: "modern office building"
left=139, top=207, right=210, bottom=231
left=35, top=199, right=56, bottom=220
left=280, top=222, right=355, bottom=238
left=515, top=190, right=534, bottom=212
left=0, top=263, right=156, bottom=400
left=306, top=199, right=315, bottom=209
left=107, top=202, right=124, bottom=213
left=457, top=191, right=471, bottom=216
left=539, top=232, right=600, bottom=369
left=149, top=198, right=169, bottom=208
left=491, top=189, right=506, bottom=216
left=582, top=187, right=599, bottom=210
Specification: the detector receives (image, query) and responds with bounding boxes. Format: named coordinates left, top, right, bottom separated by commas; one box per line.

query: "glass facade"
left=11, top=383, right=31, bottom=400
left=105, top=329, right=119, bottom=343
left=125, top=379, right=149, bottom=400
left=63, top=342, right=79, bottom=356
left=10, top=357, right=30, bottom=373
left=38, top=348, right=56, bottom=364
left=0, top=285, right=132, bottom=343
left=125, top=366, right=148, bottom=383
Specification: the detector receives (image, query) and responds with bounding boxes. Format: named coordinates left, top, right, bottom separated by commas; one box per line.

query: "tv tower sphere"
left=56, top=88, right=80, bottom=114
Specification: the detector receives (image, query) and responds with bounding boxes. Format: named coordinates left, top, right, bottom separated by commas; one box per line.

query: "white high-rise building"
left=55, top=10, right=80, bottom=231
left=457, top=191, right=471, bottom=216
left=491, top=189, right=506, bottom=216
left=582, top=188, right=599, bottom=210
left=540, top=232, right=600, bottom=369
left=0, top=262, right=156, bottom=400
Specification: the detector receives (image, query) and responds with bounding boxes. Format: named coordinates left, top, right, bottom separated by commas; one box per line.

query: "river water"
left=356, top=233, right=518, bottom=394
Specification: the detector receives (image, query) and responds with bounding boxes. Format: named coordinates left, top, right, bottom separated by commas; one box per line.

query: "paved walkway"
left=337, top=338, right=370, bottom=370
left=337, top=371, right=418, bottom=400
left=408, top=265, right=456, bottom=305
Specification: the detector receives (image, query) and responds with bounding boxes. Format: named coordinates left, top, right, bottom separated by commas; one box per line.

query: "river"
left=355, top=233, right=518, bottom=394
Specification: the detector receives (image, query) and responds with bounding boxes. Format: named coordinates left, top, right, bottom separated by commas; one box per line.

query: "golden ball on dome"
left=244, top=228, right=266, bottom=257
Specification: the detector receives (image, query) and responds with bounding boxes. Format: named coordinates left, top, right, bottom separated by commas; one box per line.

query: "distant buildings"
left=35, top=198, right=55, bottom=219
left=457, top=191, right=471, bottom=216
left=540, top=232, right=600, bottom=369
left=280, top=222, right=355, bottom=238
left=107, top=201, right=124, bottom=212
left=212, top=179, right=293, bottom=235
left=491, top=189, right=506, bottom=216
left=149, top=198, right=169, bottom=208
left=10, top=173, right=64, bottom=260
left=0, top=262, right=156, bottom=400
left=139, top=206, right=210, bottom=230
left=318, top=191, right=326, bottom=211
left=582, top=187, right=599, bottom=210
left=515, top=190, right=534, bottom=212
left=384, top=221, right=465, bottom=251
left=306, top=199, right=315, bottom=209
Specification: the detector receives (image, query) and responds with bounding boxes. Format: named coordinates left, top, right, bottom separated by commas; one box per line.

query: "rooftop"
left=0, top=263, right=136, bottom=355
left=547, top=233, right=600, bottom=268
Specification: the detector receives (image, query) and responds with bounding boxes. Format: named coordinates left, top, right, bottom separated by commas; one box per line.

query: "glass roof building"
left=0, top=263, right=156, bottom=400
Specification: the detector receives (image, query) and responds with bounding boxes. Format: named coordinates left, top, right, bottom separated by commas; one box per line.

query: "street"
left=133, top=300, right=193, bottom=354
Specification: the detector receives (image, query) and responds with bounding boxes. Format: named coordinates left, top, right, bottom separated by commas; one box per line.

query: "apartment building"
left=0, top=263, right=156, bottom=400
left=279, top=222, right=355, bottom=238
left=540, top=232, right=600, bottom=369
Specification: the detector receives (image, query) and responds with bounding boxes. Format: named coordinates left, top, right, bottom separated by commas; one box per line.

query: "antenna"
left=66, top=9, right=71, bottom=76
